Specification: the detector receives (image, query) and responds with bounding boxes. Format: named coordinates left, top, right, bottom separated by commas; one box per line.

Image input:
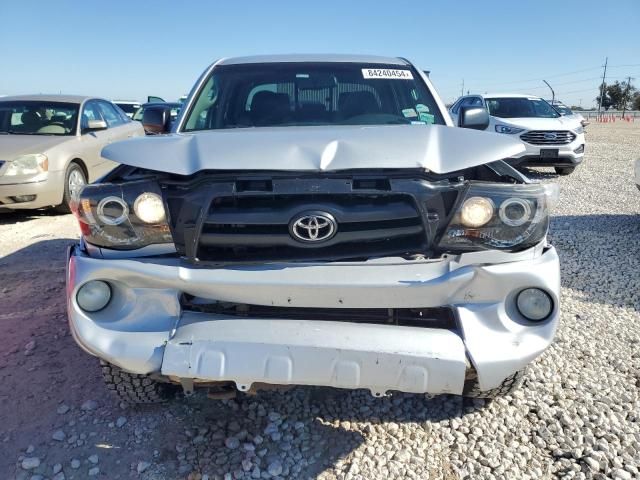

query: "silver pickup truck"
left=66, top=54, right=560, bottom=404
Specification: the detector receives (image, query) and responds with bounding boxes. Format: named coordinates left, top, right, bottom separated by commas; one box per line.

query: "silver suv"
left=66, top=55, right=560, bottom=403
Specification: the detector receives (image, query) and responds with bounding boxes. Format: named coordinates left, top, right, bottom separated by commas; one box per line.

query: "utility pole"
left=622, top=76, right=634, bottom=118
left=543, top=80, right=555, bottom=104
left=461, top=79, right=464, bottom=97
left=597, top=57, right=608, bottom=116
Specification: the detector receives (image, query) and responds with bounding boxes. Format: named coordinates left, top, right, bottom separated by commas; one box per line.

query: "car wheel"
left=462, top=369, right=526, bottom=399
left=554, top=166, right=575, bottom=176
left=54, top=162, right=86, bottom=213
left=101, top=360, right=177, bottom=404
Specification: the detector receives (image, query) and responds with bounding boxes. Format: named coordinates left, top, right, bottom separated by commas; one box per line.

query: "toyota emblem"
left=289, top=212, right=337, bottom=243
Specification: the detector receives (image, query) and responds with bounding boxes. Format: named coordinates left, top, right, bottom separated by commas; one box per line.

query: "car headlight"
left=70, top=180, right=172, bottom=250
left=495, top=125, right=525, bottom=134
left=573, top=125, right=584, bottom=134
left=438, top=183, right=558, bottom=252
left=5, top=154, right=48, bottom=176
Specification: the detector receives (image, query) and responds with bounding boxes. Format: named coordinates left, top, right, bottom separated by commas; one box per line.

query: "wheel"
left=54, top=162, right=86, bottom=213
left=554, top=166, right=575, bottom=176
left=101, top=360, right=176, bottom=404
left=462, top=369, right=526, bottom=399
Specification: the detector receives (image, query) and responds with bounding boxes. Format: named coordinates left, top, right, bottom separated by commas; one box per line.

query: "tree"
left=596, top=81, right=637, bottom=110
left=633, top=92, right=640, bottom=111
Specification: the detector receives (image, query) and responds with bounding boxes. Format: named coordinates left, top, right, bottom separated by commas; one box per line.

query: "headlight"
left=573, top=125, right=584, bottom=134
left=5, top=154, right=48, bottom=176
left=438, top=183, right=558, bottom=252
left=71, top=180, right=172, bottom=250
left=495, top=125, right=525, bottom=134
left=134, top=192, right=166, bottom=224
left=460, top=197, right=494, bottom=227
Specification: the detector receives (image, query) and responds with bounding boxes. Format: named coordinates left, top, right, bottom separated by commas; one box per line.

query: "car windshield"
left=182, top=62, right=445, bottom=131
left=133, top=104, right=181, bottom=121
left=116, top=103, right=140, bottom=114
left=485, top=97, right=560, bottom=119
left=552, top=105, right=573, bottom=116
left=0, top=101, right=79, bottom=135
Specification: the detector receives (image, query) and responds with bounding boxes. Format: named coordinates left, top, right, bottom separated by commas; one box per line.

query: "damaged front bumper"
left=66, top=244, right=560, bottom=396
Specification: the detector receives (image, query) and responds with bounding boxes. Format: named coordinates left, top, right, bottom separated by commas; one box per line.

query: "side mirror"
left=142, top=106, right=172, bottom=134
left=458, top=106, right=489, bottom=130
left=85, top=119, right=107, bottom=132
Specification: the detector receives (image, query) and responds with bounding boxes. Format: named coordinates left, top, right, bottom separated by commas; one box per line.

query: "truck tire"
left=554, top=166, right=575, bottom=176
left=101, top=361, right=175, bottom=404
left=462, top=369, right=526, bottom=399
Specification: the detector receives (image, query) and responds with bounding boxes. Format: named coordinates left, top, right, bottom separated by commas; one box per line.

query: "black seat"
left=250, top=91, right=291, bottom=126
left=338, top=91, right=380, bottom=119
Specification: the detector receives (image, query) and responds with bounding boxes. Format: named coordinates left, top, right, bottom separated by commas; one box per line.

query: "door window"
left=97, top=101, right=124, bottom=127
left=81, top=101, right=103, bottom=131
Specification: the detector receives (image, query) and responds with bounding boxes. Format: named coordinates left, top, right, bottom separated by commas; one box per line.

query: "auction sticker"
left=362, top=68, right=414, bottom=80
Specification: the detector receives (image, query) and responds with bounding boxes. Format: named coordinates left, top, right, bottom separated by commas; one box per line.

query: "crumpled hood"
left=102, top=124, right=526, bottom=175
left=0, top=134, right=70, bottom=161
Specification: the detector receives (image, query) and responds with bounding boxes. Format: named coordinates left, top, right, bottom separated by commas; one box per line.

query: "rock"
left=21, top=457, right=40, bottom=470
left=611, top=469, right=632, bottom=480
left=267, top=460, right=283, bottom=476
left=57, top=404, right=70, bottom=415
left=224, top=437, right=240, bottom=449
left=81, top=400, right=98, bottom=411
left=52, top=473, right=65, bottom=480
left=88, top=454, right=99, bottom=464
left=88, top=467, right=100, bottom=476
left=52, top=429, right=66, bottom=441
left=137, top=461, right=151, bottom=473
left=70, top=459, right=80, bottom=469
left=26, top=445, right=35, bottom=454
left=24, top=340, right=36, bottom=355
left=116, top=417, right=127, bottom=428
left=53, top=463, right=63, bottom=474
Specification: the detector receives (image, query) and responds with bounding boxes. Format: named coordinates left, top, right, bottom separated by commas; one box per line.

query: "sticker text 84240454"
left=362, top=69, right=414, bottom=80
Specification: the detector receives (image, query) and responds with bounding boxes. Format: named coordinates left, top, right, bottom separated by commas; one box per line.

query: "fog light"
left=76, top=280, right=112, bottom=312
left=11, top=195, right=36, bottom=203
left=516, top=288, right=553, bottom=321
left=460, top=196, right=494, bottom=227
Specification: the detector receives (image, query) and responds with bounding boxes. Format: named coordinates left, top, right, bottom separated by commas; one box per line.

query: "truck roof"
left=217, top=54, right=411, bottom=66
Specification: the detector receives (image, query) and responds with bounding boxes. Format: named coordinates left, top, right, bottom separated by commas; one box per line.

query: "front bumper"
left=507, top=133, right=585, bottom=168
left=0, top=171, right=65, bottom=209
left=66, top=245, right=561, bottom=395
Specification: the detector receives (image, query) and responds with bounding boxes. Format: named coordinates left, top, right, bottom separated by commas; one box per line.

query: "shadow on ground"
left=550, top=213, right=640, bottom=311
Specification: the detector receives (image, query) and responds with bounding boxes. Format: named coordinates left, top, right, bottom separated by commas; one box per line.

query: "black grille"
left=183, top=298, right=457, bottom=329
left=197, top=194, right=426, bottom=262
left=520, top=130, right=576, bottom=145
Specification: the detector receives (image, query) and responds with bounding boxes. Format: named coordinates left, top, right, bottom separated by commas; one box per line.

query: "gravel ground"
left=1, top=122, right=639, bottom=480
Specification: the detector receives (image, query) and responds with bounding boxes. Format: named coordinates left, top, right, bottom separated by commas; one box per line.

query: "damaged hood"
left=102, top=124, right=526, bottom=175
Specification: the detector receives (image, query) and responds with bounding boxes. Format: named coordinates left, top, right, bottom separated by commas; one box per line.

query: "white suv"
left=450, top=94, right=585, bottom=175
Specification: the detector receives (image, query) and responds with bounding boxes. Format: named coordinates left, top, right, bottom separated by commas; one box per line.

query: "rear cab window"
left=182, top=62, right=445, bottom=131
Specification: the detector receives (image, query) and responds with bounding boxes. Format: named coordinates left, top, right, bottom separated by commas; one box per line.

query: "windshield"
left=485, top=97, right=560, bottom=119
left=0, top=101, right=79, bottom=135
left=115, top=103, right=140, bottom=114
left=552, top=105, right=573, bottom=116
left=133, top=104, right=181, bottom=121
left=182, top=62, right=445, bottom=131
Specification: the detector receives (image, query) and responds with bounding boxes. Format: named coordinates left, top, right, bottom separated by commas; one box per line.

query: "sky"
left=1, top=0, right=639, bottom=108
